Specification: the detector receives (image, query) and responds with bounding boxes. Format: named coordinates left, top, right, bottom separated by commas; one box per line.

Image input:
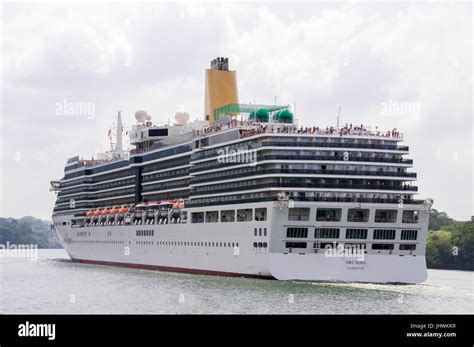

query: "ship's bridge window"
left=399, top=244, right=416, bottom=250
left=344, top=243, right=366, bottom=250
left=345, top=229, right=368, bottom=239
left=402, top=210, right=419, bottom=224
left=315, top=228, right=340, bottom=239
left=347, top=209, right=369, bottom=222
left=286, top=227, right=308, bottom=238
left=288, top=207, right=310, bottom=221
left=237, top=209, right=253, bottom=222
left=205, top=211, right=219, bottom=223
left=191, top=212, right=204, bottom=224
left=401, top=229, right=418, bottom=240
left=221, top=210, right=235, bottom=223
left=375, top=209, right=398, bottom=223
left=285, top=242, right=307, bottom=249
left=316, top=208, right=341, bottom=222
left=371, top=243, right=394, bottom=250
left=255, top=208, right=267, bottom=221
left=373, top=229, right=396, bottom=240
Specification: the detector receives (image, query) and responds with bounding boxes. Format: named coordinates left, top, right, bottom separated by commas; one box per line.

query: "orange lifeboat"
left=86, top=208, right=96, bottom=217
left=110, top=205, right=120, bottom=214
left=118, top=204, right=130, bottom=214
left=101, top=206, right=112, bottom=215
left=93, top=208, right=103, bottom=216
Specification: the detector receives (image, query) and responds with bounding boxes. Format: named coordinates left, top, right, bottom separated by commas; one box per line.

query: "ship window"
left=315, top=228, right=340, bottom=239
left=288, top=207, right=310, bottom=221
left=402, top=210, right=419, bottom=224
left=237, top=209, right=252, bottom=222
left=191, top=212, right=204, bottom=223
left=285, top=242, right=306, bottom=249
left=253, top=242, right=258, bottom=248
left=345, top=229, right=368, bottom=239
left=221, top=210, right=235, bottom=222
left=373, top=229, right=396, bottom=240
left=371, top=243, right=394, bottom=250
left=148, top=128, right=168, bottom=137
left=205, top=211, right=219, bottom=223
left=347, top=209, right=369, bottom=222
left=399, top=244, right=416, bottom=250
left=401, top=229, right=418, bottom=240
left=178, top=211, right=187, bottom=224
left=254, top=228, right=257, bottom=236
left=286, top=227, right=308, bottom=238
left=255, top=208, right=267, bottom=221
left=375, top=209, right=397, bottom=223
left=264, top=228, right=267, bottom=236
left=344, top=243, right=366, bottom=250
left=263, top=242, right=267, bottom=248
left=316, top=208, right=341, bottom=222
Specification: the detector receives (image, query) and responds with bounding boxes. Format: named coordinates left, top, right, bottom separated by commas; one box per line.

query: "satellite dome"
left=175, top=111, right=190, bottom=125
left=146, top=114, right=152, bottom=121
left=135, top=110, right=148, bottom=123
left=274, top=109, right=293, bottom=123
left=255, top=109, right=269, bottom=122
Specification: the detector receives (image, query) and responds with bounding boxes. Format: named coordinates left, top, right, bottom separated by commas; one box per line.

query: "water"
left=0, top=249, right=472, bottom=314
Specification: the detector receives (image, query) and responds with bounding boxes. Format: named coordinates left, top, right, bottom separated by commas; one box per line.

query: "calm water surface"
left=0, top=249, right=472, bottom=314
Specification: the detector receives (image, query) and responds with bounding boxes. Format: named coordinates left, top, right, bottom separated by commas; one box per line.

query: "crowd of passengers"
left=194, top=119, right=402, bottom=139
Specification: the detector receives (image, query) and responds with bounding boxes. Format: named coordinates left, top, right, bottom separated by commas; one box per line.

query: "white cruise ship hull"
left=53, top=201, right=429, bottom=284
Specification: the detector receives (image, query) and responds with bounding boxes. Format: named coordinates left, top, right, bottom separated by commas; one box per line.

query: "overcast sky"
left=0, top=1, right=472, bottom=221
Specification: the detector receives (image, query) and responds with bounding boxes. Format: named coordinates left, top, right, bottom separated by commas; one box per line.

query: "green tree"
left=428, top=209, right=455, bottom=231
left=426, top=230, right=455, bottom=269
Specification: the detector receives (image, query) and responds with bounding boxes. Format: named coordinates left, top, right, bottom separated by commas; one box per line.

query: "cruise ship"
left=51, top=57, right=433, bottom=283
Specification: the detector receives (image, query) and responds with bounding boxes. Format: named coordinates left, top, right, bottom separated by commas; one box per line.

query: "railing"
left=194, top=119, right=403, bottom=139
left=191, top=154, right=413, bottom=172
left=142, top=171, right=189, bottom=183
left=57, top=187, right=134, bottom=201
left=142, top=181, right=189, bottom=192
left=260, top=141, right=408, bottom=151
left=191, top=168, right=416, bottom=184
left=191, top=182, right=418, bottom=195
left=192, top=141, right=409, bottom=161
left=186, top=196, right=424, bottom=208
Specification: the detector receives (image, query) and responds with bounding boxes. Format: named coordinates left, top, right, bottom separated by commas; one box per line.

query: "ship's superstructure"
left=50, top=58, right=432, bottom=283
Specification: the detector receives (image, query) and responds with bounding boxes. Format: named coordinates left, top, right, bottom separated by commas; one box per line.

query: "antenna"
left=116, top=111, right=123, bottom=151
left=337, top=106, right=341, bottom=129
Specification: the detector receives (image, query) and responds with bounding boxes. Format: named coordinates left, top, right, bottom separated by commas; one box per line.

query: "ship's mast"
left=116, top=111, right=123, bottom=151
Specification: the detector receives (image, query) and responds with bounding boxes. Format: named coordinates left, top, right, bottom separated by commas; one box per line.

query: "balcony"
left=190, top=168, right=416, bottom=184
left=191, top=181, right=418, bottom=195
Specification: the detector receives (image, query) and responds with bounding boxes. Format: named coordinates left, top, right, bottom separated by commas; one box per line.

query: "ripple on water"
left=1, top=250, right=473, bottom=314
